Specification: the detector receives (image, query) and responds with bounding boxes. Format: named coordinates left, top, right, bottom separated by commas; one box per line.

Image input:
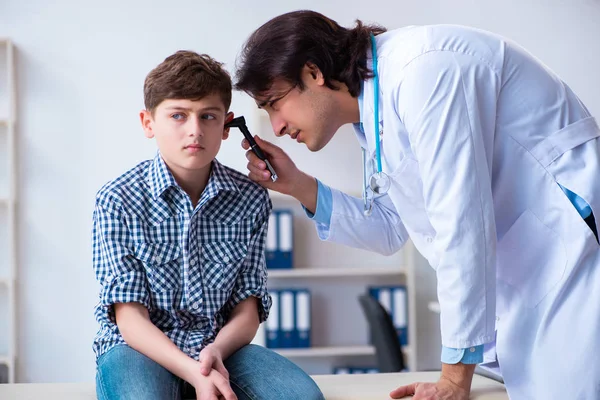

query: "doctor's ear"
left=303, top=63, right=325, bottom=86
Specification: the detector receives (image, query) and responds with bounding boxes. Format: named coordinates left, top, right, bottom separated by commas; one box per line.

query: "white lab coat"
left=314, top=25, right=600, bottom=399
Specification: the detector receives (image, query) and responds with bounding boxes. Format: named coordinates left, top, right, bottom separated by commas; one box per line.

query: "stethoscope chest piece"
left=369, top=171, right=390, bottom=195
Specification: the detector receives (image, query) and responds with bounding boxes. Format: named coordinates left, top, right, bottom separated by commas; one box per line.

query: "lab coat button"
left=425, top=236, right=433, bottom=243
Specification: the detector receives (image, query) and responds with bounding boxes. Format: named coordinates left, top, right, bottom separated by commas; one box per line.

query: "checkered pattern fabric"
left=92, top=153, right=272, bottom=362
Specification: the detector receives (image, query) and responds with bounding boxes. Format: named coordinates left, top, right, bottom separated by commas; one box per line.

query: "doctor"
left=235, top=10, right=600, bottom=400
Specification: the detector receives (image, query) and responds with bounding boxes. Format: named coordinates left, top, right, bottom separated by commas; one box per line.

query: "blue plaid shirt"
left=92, top=153, right=272, bottom=362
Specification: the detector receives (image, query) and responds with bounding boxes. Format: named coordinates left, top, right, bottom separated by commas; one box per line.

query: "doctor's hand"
left=389, top=377, right=470, bottom=400
left=242, top=136, right=308, bottom=194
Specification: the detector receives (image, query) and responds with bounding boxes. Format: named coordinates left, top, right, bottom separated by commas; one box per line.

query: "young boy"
left=92, top=51, right=324, bottom=400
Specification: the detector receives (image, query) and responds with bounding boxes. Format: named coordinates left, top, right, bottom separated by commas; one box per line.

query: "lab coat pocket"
left=496, top=210, right=567, bottom=308
left=135, top=242, right=182, bottom=293
left=201, top=241, right=248, bottom=292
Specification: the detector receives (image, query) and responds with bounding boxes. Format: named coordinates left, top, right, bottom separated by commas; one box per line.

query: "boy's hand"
left=192, top=369, right=237, bottom=400
left=242, top=136, right=302, bottom=195
left=199, top=344, right=229, bottom=379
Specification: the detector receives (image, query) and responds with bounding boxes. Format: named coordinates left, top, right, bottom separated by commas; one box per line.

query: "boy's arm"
left=115, top=303, right=203, bottom=384
left=200, top=195, right=272, bottom=374
left=93, top=201, right=234, bottom=396
left=200, top=297, right=260, bottom=372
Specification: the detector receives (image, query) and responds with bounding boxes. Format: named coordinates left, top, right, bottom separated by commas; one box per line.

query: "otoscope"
left=225, top=116, right=278, bottom=182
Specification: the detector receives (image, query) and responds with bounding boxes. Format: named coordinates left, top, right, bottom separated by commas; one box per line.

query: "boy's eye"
left=171, top=113, right=185, bottom=120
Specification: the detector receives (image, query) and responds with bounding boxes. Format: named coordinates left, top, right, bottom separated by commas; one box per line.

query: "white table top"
left=0, top=371, right=508, bottom=400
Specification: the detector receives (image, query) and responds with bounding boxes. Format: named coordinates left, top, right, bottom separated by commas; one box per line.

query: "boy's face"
left=140, top=95, right=233, bottom=176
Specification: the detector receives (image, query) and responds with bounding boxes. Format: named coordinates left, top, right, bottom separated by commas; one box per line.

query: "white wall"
left=1, top=0, right=599, bottom=383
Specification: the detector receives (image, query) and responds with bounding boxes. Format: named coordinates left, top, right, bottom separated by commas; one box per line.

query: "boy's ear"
left=140, top=110, right=155, bottom=138
left=222, top=112, right=234, bottom=140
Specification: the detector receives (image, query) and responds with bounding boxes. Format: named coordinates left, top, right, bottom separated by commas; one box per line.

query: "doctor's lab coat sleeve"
left=395, top=51, right=498, bottom=348
left=314, top=185, right=410, bottom=257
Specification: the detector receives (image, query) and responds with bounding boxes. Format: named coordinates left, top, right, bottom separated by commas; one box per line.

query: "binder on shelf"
left=265, top=214, right=278, bottom=268
left=279, top=290, right=296, bottom=348
left=333, top=367, right=351, bottom=374
left=392, top=286, right=409, bottom=346
left=295, top=289, right=311, bottom=348
left=333, top=366, right=379, bottom=375
left=368, top=285, right=409, bottom=347
left=266, top=290, right=280, bottom=349
left=266, top=209, right=294, bottom=269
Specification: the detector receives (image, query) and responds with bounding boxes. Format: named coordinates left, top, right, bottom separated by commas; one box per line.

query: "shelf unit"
left=0, top=38, right=17, bottom=384
left=273, top=345, right=411, bottom=358
left=268, top=266, right=406, bottom=279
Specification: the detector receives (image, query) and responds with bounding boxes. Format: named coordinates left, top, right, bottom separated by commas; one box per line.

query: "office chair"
left=358, top=293, right=406, bottom=373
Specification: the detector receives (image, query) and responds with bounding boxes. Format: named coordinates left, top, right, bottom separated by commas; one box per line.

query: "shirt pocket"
left=201, top=241, right=248, bottom=292
left=496, top=209, right=567, bottom=308
left=135, top=242, right=182, bottom=293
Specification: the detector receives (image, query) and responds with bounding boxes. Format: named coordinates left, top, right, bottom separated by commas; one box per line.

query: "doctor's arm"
left=244, top=136, right=409, bottom=255
left=390, top=51, right=499, bottom=399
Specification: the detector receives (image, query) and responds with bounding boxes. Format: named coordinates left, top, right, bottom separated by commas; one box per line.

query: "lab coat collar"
left=353, top=39, right=384, bottom=160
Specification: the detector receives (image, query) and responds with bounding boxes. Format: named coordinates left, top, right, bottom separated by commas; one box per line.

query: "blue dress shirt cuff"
left=302, top=179, right=333, bottom=226
left=441, top=345, right=484, bottom=364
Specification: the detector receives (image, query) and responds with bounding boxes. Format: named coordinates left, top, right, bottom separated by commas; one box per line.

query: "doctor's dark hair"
left=234, top=10, right=386, bottom=101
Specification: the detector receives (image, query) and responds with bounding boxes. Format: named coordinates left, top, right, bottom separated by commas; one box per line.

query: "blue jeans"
left=96, top=344, right=324, bottom=400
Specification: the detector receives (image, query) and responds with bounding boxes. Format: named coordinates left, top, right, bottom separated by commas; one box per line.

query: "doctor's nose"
left=271, top=116, right=287, bottom=137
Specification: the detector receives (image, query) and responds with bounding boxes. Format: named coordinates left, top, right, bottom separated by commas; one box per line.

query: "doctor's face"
left=258, top=69, right=341, bottom=152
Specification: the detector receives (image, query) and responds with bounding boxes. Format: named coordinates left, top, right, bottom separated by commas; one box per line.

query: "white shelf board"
left=274, top=345, right=411, bottom=358
left=274, top=345, right=375, bottom=358
left=268, top=266, right=406, bottom=278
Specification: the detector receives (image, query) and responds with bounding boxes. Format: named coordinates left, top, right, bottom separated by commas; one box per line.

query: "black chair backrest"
left=358, top=293, right=406, bottom=373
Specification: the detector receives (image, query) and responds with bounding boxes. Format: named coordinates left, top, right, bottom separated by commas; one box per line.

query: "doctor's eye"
left=201, top=114, right=216, bottom=120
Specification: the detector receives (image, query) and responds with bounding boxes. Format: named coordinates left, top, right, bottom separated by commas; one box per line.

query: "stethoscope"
left=363, top=33, right=391, bottom=216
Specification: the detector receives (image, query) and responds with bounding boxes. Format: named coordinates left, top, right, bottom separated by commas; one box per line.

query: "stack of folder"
left=263, top=289, right=312, bottom=349
left=333, top=366, right=379, bottom=374
left=368, top=285, right=409, bottom=347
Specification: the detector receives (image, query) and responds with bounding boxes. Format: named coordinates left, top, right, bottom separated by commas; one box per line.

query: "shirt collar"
left=146, top=152, right=240, bottom=201
left=147, top=152, right=178, bottom=200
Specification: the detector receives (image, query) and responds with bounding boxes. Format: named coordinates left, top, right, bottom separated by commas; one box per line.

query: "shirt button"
left=223, top=256, right=230, bottom=263
left=470, top=347, right=476, bottom=353
left=190, top=258, right=197, bottom=266
left=193, top=303, right=200, bottom=310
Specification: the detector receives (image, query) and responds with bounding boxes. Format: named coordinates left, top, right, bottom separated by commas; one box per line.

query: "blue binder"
left=279, top=289, right=296, bottom=348
left=392, top=286, right=408, bottom=346
left=295, top=289, right=311, bottom=348
left=266, top=290, right=280, bottom=348
left=368, top=285, right=409, bottom=347
left=266, top=210, right=294, bottom=269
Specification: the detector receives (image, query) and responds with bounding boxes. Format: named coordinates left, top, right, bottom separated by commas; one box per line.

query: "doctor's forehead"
left=254, top=80, right=296, bottom=108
